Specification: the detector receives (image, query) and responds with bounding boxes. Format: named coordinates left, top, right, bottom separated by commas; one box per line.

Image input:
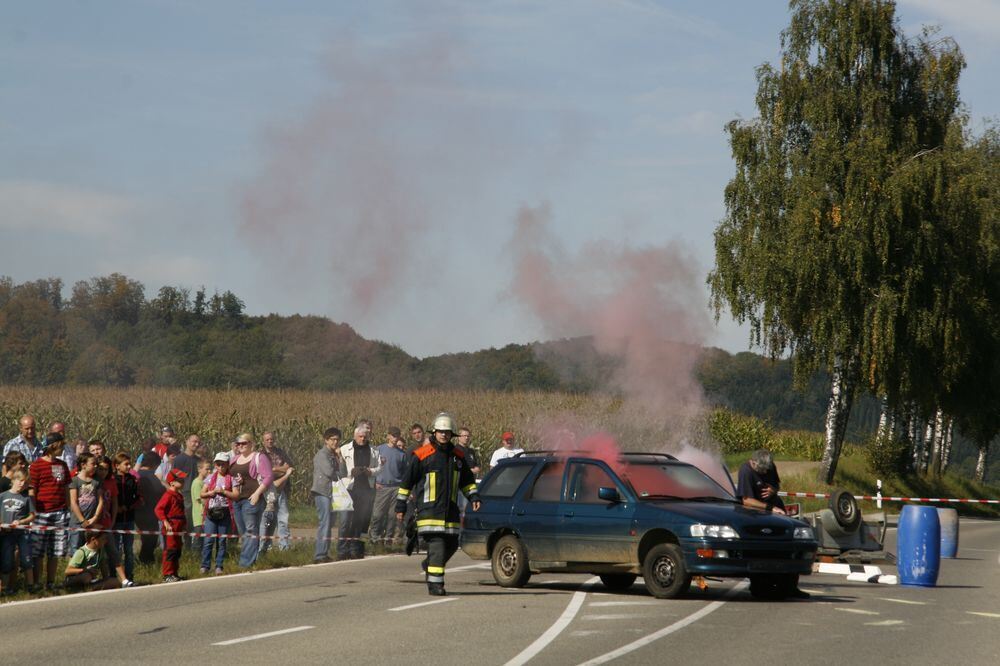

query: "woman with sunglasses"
left=228, top=433, right=273, bottom=567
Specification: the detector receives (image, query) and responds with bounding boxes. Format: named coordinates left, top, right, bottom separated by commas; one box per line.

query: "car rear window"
left=479, top=463, right=534, bottom=498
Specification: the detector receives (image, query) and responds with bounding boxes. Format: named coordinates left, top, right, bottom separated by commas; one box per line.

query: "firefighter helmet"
left=431, top=412, right=456, bottom=433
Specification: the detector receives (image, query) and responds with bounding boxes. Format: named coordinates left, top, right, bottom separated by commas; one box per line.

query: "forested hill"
left=0, top=274, right=875, bottom=436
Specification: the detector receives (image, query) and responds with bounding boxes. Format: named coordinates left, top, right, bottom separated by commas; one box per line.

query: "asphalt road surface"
left=3, top=518, right=998, bottom=665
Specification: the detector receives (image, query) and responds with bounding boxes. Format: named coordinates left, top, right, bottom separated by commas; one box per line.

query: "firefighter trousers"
left=424, top=533, right=459, bottom=585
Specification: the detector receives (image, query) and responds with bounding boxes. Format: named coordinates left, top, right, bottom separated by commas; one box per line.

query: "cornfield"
left=0, top=386, right=712, bottom=506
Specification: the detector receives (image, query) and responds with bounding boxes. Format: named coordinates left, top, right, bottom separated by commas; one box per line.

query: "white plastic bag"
left=330, top=478, right=354, bottom=511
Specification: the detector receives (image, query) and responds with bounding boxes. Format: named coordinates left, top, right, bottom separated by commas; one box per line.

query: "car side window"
left=526, top=462, right=564, bottom=502
left=566, top=463, right=616, bottom=504
left=478, top=463, right=533, bottom=498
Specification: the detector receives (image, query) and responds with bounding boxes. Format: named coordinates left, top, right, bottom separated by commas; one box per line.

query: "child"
left=135, top=438, right=156, bottom=468
left=155, top=443, right=180, bottom=482
left=64, top=532, right=118, bottom=591
left=0, top=471, right=35, bottom=594
left=113, top=452, right=141, bottom=583
left=1, top=452, right=28, bottom=493
left=190, top=459, right=209, bottom=564
left=96, top=457, right=134, bottom=588
left=155, top=469, right=187, bottom=582
left=200, top=452, right=238, bottom=575
left=67, top=453, right=103, bottom=554
left=134, top=453, right=164, bottom=565
left=28, top=435, right=71, bottom=592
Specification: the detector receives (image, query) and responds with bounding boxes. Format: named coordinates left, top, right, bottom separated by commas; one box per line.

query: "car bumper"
left=679, top=538, right=817, bottom=576
left=460, top=531, right=489, bottom=560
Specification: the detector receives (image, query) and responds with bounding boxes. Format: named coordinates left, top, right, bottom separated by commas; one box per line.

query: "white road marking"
left=445, top=563, right=491, bottom=573
left=212, top=626, right=314, bottom=646
left=865, top=620, right=904, bottom=627
left=503, top=577, right=599, bottom=666
left=588, top=601, right=660, bottom=607
left=0, top=555, right=396, bottom=610
left=835, top=608, right=880, bottom=616
left=967, top=612, right=1000, bottom=619
left=577, top=581, right=748, bottom=666
left=582, top=614, right=638, bottom=621
left=960, top=547, right=999, bottom=552
left=570, top=630, right=604, bottom=637
left=879, top=598, right=927, bottom=606
left=388, top=598, right=458, bottom=612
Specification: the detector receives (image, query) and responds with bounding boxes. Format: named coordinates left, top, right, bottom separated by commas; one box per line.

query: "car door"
left=558, top=460, right=634, bottom=564
left=510, top=461, right=565, bottom=563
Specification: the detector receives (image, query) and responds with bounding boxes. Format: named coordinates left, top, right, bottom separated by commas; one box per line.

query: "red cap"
left=502, top=432, right=514, bottom=442
left=166, top=469, right=188, bottom=485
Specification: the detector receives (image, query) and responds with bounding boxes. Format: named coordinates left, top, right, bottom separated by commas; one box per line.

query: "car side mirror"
left=598, top=486, right=620, bottom=503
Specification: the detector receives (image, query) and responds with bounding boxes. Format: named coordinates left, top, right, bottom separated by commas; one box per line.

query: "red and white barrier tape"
left=0, top=523, right=369, bottom=542
left=779, top=491, right=1000, bottom=504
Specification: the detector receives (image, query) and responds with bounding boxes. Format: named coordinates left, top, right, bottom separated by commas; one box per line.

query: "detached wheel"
left=492, top=535, right=531, bottom=588
left=642, top=544, right=689, bottom=599
left=829, top=488, right=861, bottom=532
left=599, top=573, right=637, bottom=591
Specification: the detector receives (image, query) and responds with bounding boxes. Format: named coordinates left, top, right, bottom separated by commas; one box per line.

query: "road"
left=3, top=518, right=998, bottom=664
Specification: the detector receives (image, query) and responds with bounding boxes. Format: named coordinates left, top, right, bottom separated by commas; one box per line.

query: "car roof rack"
left=511, top=450, right=678, bottom=461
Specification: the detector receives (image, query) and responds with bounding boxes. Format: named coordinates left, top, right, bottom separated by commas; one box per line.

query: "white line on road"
left=388, top=598, right=458, bottom=612
left=588, top=601, right=660, bottom=607
left=961, top=547, right=1000, bottom=552
left=503, top=577, right=599, bottom=666
left=835, top=608, right=880, bottom=616
left=879, top=598, right=927, bottom=605
left=967, top=612, right=1000, bottom=619
left=576, top=581, right=748, bottom=666
left=212, top=626, right=314, bottom=646
left=865, top=620, right=904, bottom=626
left=582, top=614, right=638, bottom=621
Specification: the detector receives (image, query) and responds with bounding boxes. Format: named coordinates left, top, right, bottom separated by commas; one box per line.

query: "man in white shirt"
left=489, top=432, right=524, bottom=469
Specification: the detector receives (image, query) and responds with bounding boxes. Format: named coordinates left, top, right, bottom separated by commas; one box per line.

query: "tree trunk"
left=929, top=408, right=944, bottom=477
left=910, top=405, right=925, bottom=473
left=876, top=396, right=892, bottom=440
left=941, top=418, right=954, bottom=472
left=974, top=440, right=990, bottom=484
left=817, top=357, right=856, bottom=485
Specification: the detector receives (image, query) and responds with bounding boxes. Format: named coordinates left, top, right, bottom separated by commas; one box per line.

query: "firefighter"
left=395, top=412, right=480, bottom=596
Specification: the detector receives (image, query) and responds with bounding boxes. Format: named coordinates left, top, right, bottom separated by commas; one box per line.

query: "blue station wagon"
left=460, top=452, right=818, bottom=599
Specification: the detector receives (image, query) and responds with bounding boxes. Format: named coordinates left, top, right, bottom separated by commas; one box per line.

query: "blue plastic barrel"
left=897, top=504, right=941, bottom=587
left=937, top=507, right=959, bottom=558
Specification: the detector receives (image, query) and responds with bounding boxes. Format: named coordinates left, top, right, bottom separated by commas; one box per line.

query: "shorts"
left=32, top=510, right=70, bottom=559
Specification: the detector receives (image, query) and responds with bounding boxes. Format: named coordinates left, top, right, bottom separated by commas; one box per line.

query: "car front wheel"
left=492, top=535, right=531, bottom=588
left=642, top=543, right=689, bottom=599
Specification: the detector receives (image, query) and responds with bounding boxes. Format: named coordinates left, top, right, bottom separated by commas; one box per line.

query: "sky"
left=2, top=0, right=998, bottom=359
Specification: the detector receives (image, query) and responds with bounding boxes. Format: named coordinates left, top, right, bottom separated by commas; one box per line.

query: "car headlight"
left=793, top=526, right=815, bottom=540
left=690, top=524, right=739, bottom=539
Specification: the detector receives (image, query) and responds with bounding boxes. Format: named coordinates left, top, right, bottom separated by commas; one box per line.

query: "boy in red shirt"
left=155, top=469, right=187, bottom=582
left=28, top=435, right=72, bottom=591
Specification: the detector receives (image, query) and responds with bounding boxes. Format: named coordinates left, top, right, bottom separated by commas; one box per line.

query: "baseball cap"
left=165, top=469, right=188, bottom=484
left=160, top=425, right=175, bottom=435
left=213, top=452, right=231, bottom=463
left=502, top=432, right=515, bottom=442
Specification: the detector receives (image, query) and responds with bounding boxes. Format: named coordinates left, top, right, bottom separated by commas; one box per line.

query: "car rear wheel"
left=599, top=573, right=637, bottom=591
left=642, top=543, right=689, bottom=599
left=492, top=535, right=531, bottom=588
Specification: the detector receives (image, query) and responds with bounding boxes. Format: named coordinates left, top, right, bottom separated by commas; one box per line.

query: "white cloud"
left=0, top=180, right=133, bottom=235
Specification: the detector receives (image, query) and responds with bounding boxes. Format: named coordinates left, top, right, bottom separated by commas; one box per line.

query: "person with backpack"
left=228, top=433, right=273, bottom=568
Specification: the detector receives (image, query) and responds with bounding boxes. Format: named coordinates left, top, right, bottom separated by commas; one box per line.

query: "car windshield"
left=623, top=463, right=736, bottom=502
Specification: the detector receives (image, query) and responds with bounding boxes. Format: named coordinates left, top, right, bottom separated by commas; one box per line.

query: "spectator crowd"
left=0, top=413, right=495, bottom=597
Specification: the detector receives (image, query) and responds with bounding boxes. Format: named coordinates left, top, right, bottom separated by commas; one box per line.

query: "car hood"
left=645, top=500, right=803, bottom=528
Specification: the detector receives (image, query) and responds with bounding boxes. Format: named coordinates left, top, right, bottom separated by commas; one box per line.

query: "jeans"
left=0, top=530, right=32, bottom=573
left=369, top=485, right=401, bottom=541
left=233, top=498, right=262, bottom=568
left=112, top=520, right=135, bottom=580
left=314, top=493, right=332, bottom=561
left=201, top=513, right=230, bottom=570
left=258, top=491, right=290, bottom=554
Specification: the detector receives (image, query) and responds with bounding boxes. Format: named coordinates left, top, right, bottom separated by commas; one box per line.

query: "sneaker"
left=215, top=567, right=224, bottom=575
left=121, top=579, right=136, bottom=588
left=162, top=575, right=182, bottom=583
left=313, top=556, right=331, bottom=564
left=199, top=567, right=209, bottom=574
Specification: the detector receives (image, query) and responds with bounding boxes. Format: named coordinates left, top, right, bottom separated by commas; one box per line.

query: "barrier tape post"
left=876, top=479, right=882, bottom=510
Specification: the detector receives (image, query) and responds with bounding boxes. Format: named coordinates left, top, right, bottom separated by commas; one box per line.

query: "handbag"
left=208, top=505, right=229, bottom=522
left=330, top=478, right=354, bottom=511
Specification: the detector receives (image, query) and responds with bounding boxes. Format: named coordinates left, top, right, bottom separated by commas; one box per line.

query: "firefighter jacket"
left=395, top=441, right=479, bottom=535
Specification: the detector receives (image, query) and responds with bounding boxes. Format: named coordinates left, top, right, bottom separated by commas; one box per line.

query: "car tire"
left=641, top=543, right=689, bottom=599
left=492, top=535, right=531, bottom=588
left=599, top=573, right=637, bottom=591
left=829, top=488, right=862, bottom=532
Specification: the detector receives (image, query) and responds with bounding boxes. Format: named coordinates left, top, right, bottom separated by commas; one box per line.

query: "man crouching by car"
left=737, top=449, right=810, bottom=600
